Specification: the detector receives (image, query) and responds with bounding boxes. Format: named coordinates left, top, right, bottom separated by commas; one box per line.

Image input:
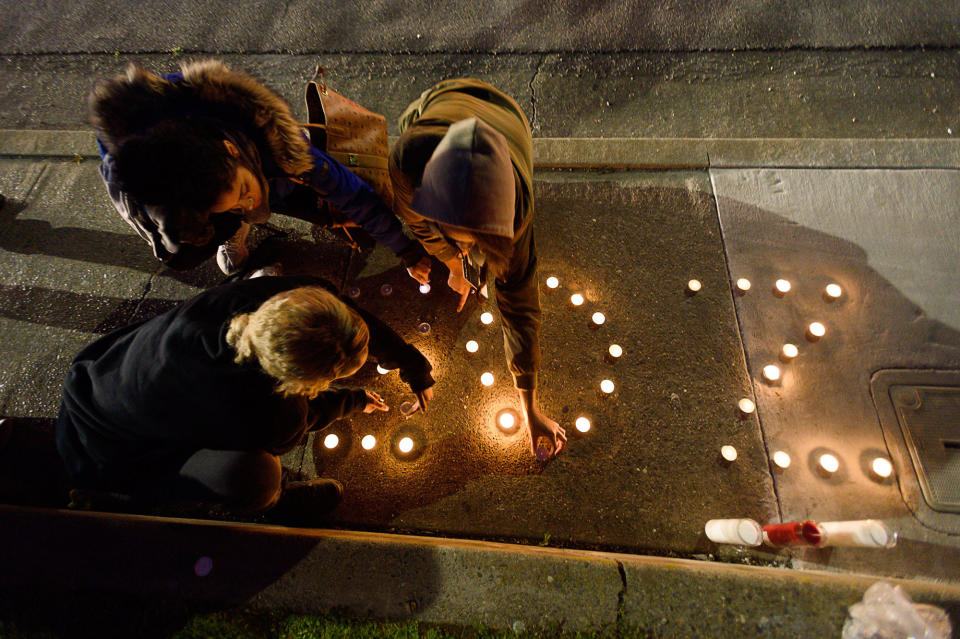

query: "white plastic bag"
left=842, top=582, right=952, bottom=639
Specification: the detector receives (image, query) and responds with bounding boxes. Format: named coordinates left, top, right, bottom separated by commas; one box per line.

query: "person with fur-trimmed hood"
left=389, top=78, right=566, bottom=462
left=90, top=59, right=426, bottom=275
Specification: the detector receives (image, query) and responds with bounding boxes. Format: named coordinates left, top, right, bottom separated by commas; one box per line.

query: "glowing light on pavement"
left=480, top=312, right=494, bottom=325
left=808, top=322, right=826, bottom=339
left=608, top=344, right=623, bottom=359
left=762, top=364, right=781, bottom=382
left=481, top=372, right=495, bottom=386
left=775, top=279, right=791, bottom=294
left=686, top=279, right=702, bottom=293
left=825, top=283, right=843, bottom=299
left=600, top=379, right=615, bottom=394
left=377, top=365, right=389, bottom=374
left=575, top=417, right=591, bottom=433
left=465, top=340, right=479, bottom=353
left=361, top=435, right=376, bottom=450
left=323, top=433, right=339, bottom=449
left=592, top=312, right=606, bottom=325
left=781, top=343, right=799, bottom=360
left=546, top=276, right=559, bottom=289
left=819, top=453, right=839, bottom=473
left=738, top=398, right=756, bottom=415
left=570, top=294, right=584, bottom=306
left=419, top=283, right=431, bottom=294
left=872, top=457, right=893, bottom=478
left=735, top=278, right=751, bottom=292
left=397, top=437, right=414, bottom=454
left=773, top=451, right=791, bottom=468
left=721, top=445, right=738, bottom=461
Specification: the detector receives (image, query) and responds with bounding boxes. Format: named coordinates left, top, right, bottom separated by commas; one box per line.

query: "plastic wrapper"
left=842, top=582, right=951, bottom=639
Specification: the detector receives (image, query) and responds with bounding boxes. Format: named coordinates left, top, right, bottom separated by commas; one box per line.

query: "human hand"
left=362, top=390, right=389, bottom=414
left=445, top=262, right=472, bottom=312
left=526, top=408, right=567, bottom=461
left=406, top=257, right=432, bottom=285
left=401, top=386, right=434, bottom=418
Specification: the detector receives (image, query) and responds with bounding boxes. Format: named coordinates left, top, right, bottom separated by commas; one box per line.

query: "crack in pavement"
left=528, top=54, right=546, bottom=134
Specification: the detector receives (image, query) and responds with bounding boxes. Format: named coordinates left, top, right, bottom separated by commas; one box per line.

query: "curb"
left=3, top=504, right=959, bottom=637
left=2, top=129, right=960, bottom=170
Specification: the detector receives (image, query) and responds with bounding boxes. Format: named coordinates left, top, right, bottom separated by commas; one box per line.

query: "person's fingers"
left=416, top=391, right=429, bottom=414
left=456, top=288, right=470, bottom=312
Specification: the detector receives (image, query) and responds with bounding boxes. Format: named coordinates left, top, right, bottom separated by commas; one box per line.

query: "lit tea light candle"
left=348, top=286, right=361, bottom=298
left=575, top=417, right=591, bottom=433
left=600, top=379, right=615, bottom=394
left=465, top=340, right=479, bottom=353
left=773, top=450, right=791, bottom=469
left=361, top=435, right=376, bottom=450
left=738, top=398, right=756, bottom=415
left=686, top=279, right=702, bottom=294
left=497, top=411, right=517, bottom=431
left=380, top=283, right=393, bottom=296
left=376, top=364, right=389, bottom=375
left=871, top=457, right=893, bottom=479
left=545, top=276, right=559, bottom=289
left=323, top=433, right=339, bottom=449
left=591, top=312, right=606, bottom=326
left=762, top=364, right=781, bottom=382
left=774, top=279, right=791, bottom=294
left=419, top=283, right=431, bottom=294
left=819, top=453, right=840, bottom=473
left=608, top=344, right=623, bottom=359
left=480, top=372, right=495, bottom=387
left=807, top=321, right=826, bottom=339
left=781, top=343, right=799, bottom=360
left=417, top=322, right=431, bottom=335
left=721, top=445, right=738, bottom=462
left=825, top=283, right=843, bottom=299
left=570, top=293, right=585, bottom=306
left=735, top=278, right=751, bottom=293
left=397, top=437, right=414, bottom=454
left=480, top=312, right=494, bottom=325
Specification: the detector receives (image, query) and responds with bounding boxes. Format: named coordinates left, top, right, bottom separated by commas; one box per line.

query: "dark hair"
left=114, top=117, right=238, bottom=214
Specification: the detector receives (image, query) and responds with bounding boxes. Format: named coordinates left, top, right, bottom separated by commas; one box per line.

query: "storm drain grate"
left=891, top=385, right=960, bottom=513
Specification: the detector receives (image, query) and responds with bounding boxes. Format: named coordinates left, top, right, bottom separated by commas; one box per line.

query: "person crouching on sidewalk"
left=55, top=275, right=434, bottom=521
left=389, top=79, right=566, bottom=461
left=90, top=59, right=425, bottom=275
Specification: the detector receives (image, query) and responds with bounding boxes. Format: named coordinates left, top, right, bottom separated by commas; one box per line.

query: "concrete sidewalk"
left=2, top=132, right=960, bottom=635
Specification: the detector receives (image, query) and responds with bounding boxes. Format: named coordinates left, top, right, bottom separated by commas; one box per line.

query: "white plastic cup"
left=704, top=518, right=763, bottom=546
left=819, top=520, right=897, bottom=548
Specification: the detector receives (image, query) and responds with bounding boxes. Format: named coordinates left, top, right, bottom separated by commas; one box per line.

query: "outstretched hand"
left=406, top=256, right=431, bottom=285
left=362, top=390, right=389, bottom=413
left=527, top=407, right=567, bottom=461
left=401, top=386, right=435, bottom=418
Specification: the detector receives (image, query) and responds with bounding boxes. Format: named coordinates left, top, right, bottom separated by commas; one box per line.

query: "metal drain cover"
left=890, top=384, right=960, bottom=512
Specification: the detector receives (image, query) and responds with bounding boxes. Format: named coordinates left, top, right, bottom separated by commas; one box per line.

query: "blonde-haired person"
left=56, top=275, right=434, bottom=521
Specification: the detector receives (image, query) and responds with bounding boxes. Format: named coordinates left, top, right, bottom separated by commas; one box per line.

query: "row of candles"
left=692, top=275, right=895, bottom=481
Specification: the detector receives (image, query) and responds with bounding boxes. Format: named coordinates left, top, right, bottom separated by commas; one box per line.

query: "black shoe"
left=267, top=478, right=343, bottom=527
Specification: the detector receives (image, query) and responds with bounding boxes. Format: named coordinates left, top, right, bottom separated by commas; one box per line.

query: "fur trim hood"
left=89, top=59, right=312, bottom=176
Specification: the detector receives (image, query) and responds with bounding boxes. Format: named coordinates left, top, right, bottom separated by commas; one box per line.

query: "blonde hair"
left=226, top=287, right=369, bottom=398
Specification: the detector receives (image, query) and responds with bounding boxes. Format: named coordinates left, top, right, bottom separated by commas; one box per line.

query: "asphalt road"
left=2, top=0, right=959, bottom=54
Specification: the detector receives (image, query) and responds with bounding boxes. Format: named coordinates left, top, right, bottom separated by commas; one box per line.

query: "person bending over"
left=389, top=78, right=566, bottom=461
left=56, top=275, right=434, bottom=519
left=90, top=59, right=425, bottom=275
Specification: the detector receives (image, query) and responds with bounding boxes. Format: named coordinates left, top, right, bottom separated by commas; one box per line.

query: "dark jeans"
left=56, top=411, right=282, bottom=512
